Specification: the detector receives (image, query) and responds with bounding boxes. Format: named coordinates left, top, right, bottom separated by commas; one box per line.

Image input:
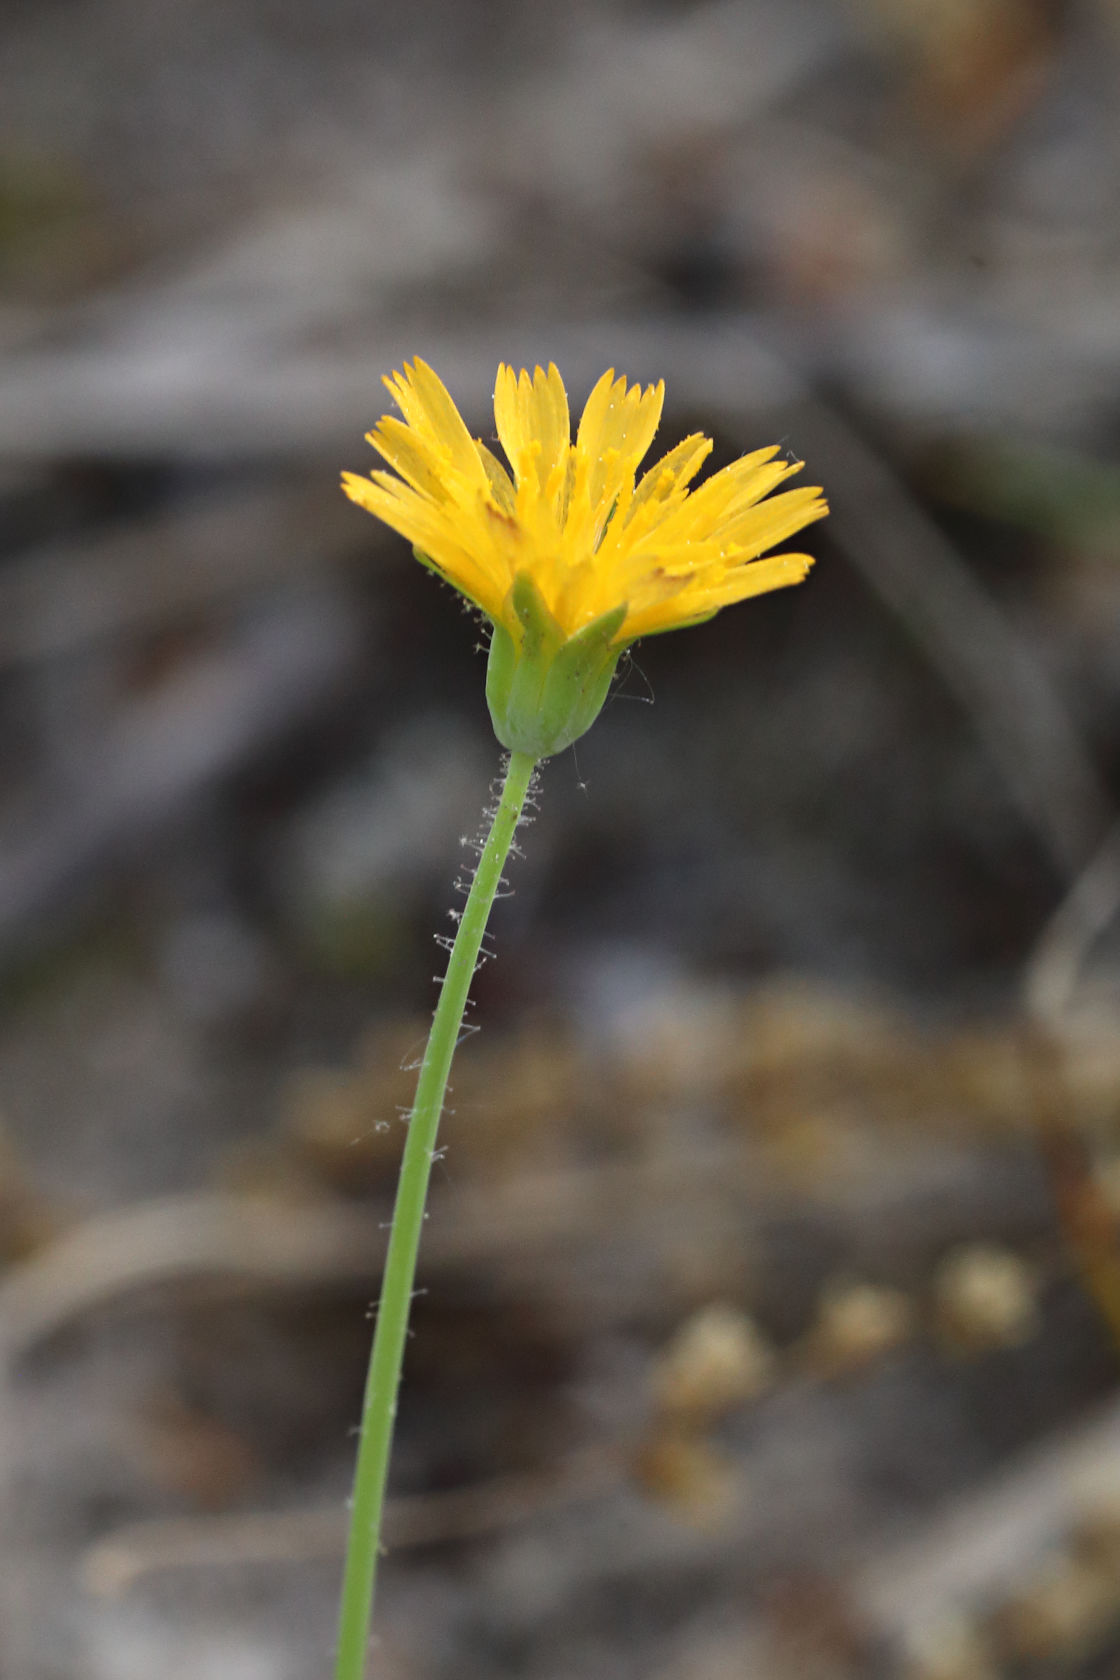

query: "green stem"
left=333, top=748, right=539, bottom=1680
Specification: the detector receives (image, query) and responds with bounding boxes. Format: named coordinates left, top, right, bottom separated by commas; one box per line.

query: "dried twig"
left=0, top=590, right=360, bottom=959
left=851, top=1392, right=1120, bottom=1641
left=80, top=1445, right=619, bottom=1597
left=0, top=484, right=358, bottom=669
left=0, top=1130, right=1048, bottom=1372
left=1023, top=814, right=1120, bottom=1024
left=791, top=398, right=1112, bottom=878
left=2, top=308, right=1118, bottom=460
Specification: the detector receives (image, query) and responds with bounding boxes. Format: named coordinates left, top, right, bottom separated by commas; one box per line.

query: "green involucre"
left=485, top=572, right=627, bottom=757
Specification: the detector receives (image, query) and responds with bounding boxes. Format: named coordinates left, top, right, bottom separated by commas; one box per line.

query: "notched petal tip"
left=793, top=489, right=829, bottom=525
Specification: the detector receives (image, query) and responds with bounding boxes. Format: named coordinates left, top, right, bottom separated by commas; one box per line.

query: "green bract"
left=485, top=572, right=627, bottom=758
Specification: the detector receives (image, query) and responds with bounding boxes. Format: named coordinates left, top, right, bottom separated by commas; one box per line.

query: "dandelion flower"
left=344, top=359, right=827, bottom=754
left=333, top=360, right=829, bottom=1678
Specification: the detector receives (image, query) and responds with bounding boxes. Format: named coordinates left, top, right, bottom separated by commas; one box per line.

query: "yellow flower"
left=344, top=359, right=827, bottom=755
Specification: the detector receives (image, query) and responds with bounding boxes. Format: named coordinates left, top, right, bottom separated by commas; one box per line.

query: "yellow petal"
left=575, top=371, right=665, bottom=511
left=624, top=553, right=815, bottom=638
left=630, top=434, right=713, bottom=516
left=475, top=440, right=516, bottom=511
left=721, top=487, right=829, bottom=556
left=367, top=416, right=453, bottom=503
left=384, top=359, right=486, bottom=487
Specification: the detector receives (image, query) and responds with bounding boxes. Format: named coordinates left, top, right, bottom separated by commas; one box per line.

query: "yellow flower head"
left=344, top=359, right=827, bottom=755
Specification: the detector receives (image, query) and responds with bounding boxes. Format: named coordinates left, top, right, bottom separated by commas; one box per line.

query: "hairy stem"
left=333, top=748, right=539, bottom=1680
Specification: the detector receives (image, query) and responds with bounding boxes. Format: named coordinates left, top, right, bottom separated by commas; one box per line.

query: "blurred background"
left=4, top=0, right=1120, bottom=1676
